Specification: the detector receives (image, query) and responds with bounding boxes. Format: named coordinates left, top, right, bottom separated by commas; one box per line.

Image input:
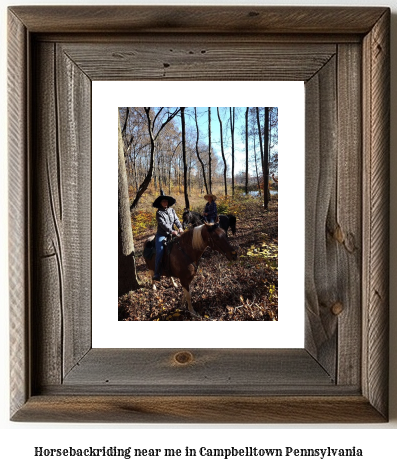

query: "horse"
left=143, top=222, right=238, bottom=315
left=182, top=210, right=236, bottom=236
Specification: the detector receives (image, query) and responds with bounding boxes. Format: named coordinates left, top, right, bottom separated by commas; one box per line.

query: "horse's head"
left=204, top=222, right=238, bottom=261
left=182, top=209, right=191, bottom=229
left=183, top=209, right=203, bottom=229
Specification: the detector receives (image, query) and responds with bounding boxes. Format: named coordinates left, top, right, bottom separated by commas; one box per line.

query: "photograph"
left=118, top=106, right=278, bottom=321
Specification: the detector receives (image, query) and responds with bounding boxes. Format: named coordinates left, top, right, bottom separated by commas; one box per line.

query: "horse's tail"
left=227, top=214, right=237, bottom=235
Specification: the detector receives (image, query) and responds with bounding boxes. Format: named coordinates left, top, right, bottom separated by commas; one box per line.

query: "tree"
left=208, top=107, right=212, bottom=193
left=269, top=107, right=279, bottom=173
left=169, top=139, right=182, bottom=194
left=119, top=107, right=150, bottom=193
left=253, top=133, right=261, bottom=196
left=118, top=113, right=141, bottom=295
left=245, top=107, right=249, bottom=195
left=229, top=107, right=235, bottom=196
left=217, top=107, right=228, bottom=196
left=256, top=107, right=270, bottom=209
left=194, top=107, right=209, bottom=194
left=130, top=107, right=179, bottom=209
left=263, top=107, right=270, bottom=205
left=180, top=107, right=190, bottom=209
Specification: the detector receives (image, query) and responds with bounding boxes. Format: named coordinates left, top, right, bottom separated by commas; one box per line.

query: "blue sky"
left=183, top=107, right=276, bottom=176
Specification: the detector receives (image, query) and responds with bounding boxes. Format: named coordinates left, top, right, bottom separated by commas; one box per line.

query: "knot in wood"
left=333, top=225, right=344, bottom=244
left=174, top=351, right=193, bottom=365
left=331, top=302, right=344, bottom=316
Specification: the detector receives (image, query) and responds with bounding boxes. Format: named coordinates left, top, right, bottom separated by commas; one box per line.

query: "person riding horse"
left=152, top=190, right=183, bottom=281
left=203, top=194, right=217, bottom=223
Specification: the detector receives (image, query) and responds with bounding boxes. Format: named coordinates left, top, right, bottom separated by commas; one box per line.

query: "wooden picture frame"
left=8, top=6, right=390, bottom=423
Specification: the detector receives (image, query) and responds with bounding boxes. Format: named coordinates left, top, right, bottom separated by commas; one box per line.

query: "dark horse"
left=182, top=210, right=236, bottom=236
left=143, top=222, right=238, bottom=315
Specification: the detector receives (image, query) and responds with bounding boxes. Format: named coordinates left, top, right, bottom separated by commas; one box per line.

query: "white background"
left=1, top=0, right=396, bottom=469
left=92, top=81, right=304, bottom=348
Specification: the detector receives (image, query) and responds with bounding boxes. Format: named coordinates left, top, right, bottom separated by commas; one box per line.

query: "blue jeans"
left=154, top=234, right=166, bottom=277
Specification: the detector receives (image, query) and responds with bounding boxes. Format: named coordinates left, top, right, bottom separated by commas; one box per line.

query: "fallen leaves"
left=119, top=197, right=278, bottom=321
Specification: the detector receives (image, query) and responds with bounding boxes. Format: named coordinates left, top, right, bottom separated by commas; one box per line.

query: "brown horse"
left=143, top=222, right=238, bottom=315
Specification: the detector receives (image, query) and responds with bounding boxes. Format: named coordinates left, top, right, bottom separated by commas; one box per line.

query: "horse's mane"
left=192, top=225, right=206, bottom=250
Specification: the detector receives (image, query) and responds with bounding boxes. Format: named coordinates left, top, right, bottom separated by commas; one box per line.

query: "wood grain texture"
left=336, top=44, right=362, bottom=386
left=32, top=42, right=63, bottom=387
left=8, top=9, right=30, bottom=419
left=362, top=10, right=390, bottom=419
left=9, top=6, right=387, bottom=34
left=33, top=33, right=363, bottom=45
left=8, top=6, right=390, bottom=423
left=304, top=56, right=338, bottom=378
left=32, top=42, right=91, bottom=388
left=62, top=349, right=333, bottom=391
left=55, top=44, right=91, bottom=376
left=11, top=396, right=385, bottom=424
left=60, top=42, right=335, bottom=82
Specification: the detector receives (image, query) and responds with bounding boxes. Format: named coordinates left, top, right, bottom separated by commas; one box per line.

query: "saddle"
left=143, top=235, right=178, bottom=276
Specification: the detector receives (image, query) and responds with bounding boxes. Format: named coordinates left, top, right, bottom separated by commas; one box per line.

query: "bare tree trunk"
left=153, top=148, right=158, bottom=191
left=188, top=151, right=192, bottom=195
left=170, top=140, right=182, bottom=194
left=194, top=107, right=209, bottom=194
left=178, top=156, right=181, bottom=193
left=256, top=107, right=269, bottom=209
left=118, top=113, right=140, bottom=295
left=217, top=107, right=228, bottom=196
left=256, top=107, right=264, bottom=173
left=229, top=107, right=235, bottom=196
left=121, top=107, right=129, bottom=135
left=133, top=150, right=138, bottom=192
left=208, top=107, right=212, bottom=193
left=130, top=108, right=156, bottom=209
left=264, top=107, right=271, bottom=203
left=254, top=136, right=261, bottom=196
left=180, top=107, right=190, bottom=209
left=245, top=107, right=249, bottom=195
left=264, top=107, right=270, bottom=206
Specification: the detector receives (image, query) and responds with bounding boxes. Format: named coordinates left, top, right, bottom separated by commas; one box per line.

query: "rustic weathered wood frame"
left=8, top=6, right=390, bottom=423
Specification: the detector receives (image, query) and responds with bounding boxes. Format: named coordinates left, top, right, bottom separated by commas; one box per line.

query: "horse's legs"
left=148, top=269, right=157, bottom=291
left=182, top=287, right=196, bottom=315
left=170, top=277, right=178, bottom=288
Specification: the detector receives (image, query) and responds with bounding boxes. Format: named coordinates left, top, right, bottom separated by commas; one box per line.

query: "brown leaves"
left=119, top=197, right=278, bottom=321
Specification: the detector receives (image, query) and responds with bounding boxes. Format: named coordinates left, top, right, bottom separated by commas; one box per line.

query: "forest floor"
left=119, top=192, right=278, bottom=321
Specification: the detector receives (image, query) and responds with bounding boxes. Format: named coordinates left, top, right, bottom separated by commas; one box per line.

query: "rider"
left=152, top=190, right=184, bottom=281
left=203, top=194, right=218, bottom=223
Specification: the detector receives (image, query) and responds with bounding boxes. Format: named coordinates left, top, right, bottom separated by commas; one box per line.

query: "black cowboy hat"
left=152, top=190, right=176, bottom=209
